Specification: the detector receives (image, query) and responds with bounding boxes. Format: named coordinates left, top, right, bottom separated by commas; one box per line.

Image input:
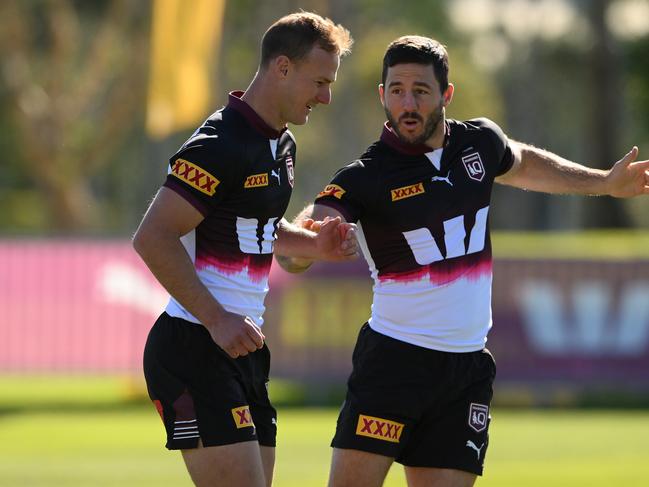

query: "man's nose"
left=402, top=92, right=417, bottom=111
left=316, top=86, right=332, bottom=105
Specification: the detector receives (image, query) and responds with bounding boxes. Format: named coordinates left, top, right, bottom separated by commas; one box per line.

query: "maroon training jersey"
left=315, top=118, right=513, bottom=351
left=163, top=91, right=297, bottom=326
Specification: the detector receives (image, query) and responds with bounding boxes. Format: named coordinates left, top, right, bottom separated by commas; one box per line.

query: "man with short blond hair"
left=133, top=12, right=354, bottom=487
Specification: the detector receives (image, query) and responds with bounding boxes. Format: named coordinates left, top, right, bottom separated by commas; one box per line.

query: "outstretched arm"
left=274, top=204, right=357, bottom=273
left=497, top=142, right=649, bottom=197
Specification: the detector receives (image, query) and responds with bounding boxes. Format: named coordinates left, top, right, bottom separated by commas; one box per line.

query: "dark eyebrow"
left=387, top=80, right=433, bottom=89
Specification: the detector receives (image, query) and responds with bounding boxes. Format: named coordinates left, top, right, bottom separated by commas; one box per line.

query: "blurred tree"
left=0, top=0, right=149, bottom=232
left=581, top=0, right=629, bottom=227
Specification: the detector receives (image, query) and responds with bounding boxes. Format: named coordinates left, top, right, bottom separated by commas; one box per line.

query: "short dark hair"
left=260, top=12, right=352, bottom=67
left=381, top=36, right=449, bottom=93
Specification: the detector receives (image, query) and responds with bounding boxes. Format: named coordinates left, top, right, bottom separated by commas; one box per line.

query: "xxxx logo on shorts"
left=244, top=173, right=269, bottom=188
left=356, top=414, right=404, bottom=443
left=390, top=182, right=424, bottom=201
left=171, top=159, right=220, bottom=196
left=316, top=184, right=345, bottom=199
left=231, top=405, right=255, bottom=429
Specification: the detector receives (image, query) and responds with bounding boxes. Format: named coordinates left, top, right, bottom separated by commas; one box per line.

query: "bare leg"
left=405, top=466, right=477, bottom=487
left=260, top=446, right=275, bottom=487
left=182, top=439, right=266, bottom=487
left=328, top=448, right=394, bottom=487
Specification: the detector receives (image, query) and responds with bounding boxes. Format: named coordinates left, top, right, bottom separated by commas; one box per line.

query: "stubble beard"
left=385, top=101, right=444, bottom=146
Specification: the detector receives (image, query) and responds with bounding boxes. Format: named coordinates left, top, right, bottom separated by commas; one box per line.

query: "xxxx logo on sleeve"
left=355, top=414, right=404, bottom=443
left=231, top=405, right=255, bottom=429
left=316, top=184, right=345, bottom=199
left=244, top=173, right=269, bottom=188
left=390, top=182, right=425, bottom=201
left=171, top=159, right=220, bottom=196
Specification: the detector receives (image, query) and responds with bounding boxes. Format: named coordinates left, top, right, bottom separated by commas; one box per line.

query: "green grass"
left=1, top=407, right=648, bottom=486
left=1, top=376, right=648, bottom=486
left=491, top=230, right=649, bottom=259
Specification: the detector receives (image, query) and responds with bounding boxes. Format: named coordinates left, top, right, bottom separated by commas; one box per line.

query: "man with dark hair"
left=133, top=12, right=353, bottom=487
left=279, top=35, right=649, bottom=486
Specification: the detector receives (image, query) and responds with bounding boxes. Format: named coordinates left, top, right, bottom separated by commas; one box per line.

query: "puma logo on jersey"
left=356, top=414, right=404, bottom=443
left=231, top=405, right=255, bottom=428
left=391, top=182, right=425, bottom=201
left=431, top=172, right=453, bottom=186
left=244, top=173, right=269, bottom=188
left=171, top=159, right=220, bottom=196
left=466, top=440, right=484, bottom=460
left=317, top=184, right=346, bottom=199
left=271, top=169, right=281, bottom=185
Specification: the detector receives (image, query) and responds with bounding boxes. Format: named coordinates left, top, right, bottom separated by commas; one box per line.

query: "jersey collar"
left=380, top=121, right=450, bottom=156
left=227, top=91, right=287, bottom=139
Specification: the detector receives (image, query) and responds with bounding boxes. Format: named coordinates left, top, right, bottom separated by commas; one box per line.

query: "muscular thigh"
left=182, top=440, right=266, bottom=487
left=405, top=466, right=476, bottom=487
left=329, top=448, right=393, bottom=487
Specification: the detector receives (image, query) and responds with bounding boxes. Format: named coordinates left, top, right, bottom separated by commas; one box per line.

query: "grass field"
left=1, top=406, right=648, bottom=486
left=1, top=376, right=648, bottom=486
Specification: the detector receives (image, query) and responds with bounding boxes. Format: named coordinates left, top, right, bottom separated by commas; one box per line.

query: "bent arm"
left=132, top=188, right=265, bottom=358
left=132, top=187, right=228, bottom=326
left=497, top=142, right=649, bottom=197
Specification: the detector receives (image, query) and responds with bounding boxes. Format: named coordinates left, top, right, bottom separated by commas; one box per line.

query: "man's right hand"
left=205, top=311, right=265, bottom=359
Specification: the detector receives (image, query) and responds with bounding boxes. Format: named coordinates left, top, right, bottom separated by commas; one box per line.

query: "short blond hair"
left=260, top=12, right=353, bottom=66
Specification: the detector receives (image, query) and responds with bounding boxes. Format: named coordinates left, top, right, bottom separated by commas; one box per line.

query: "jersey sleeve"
left=314, top=161, right=368, bottom=223
left=163, top=140, right=237, bottom=216
left=474, top=117, right=515, bottom=176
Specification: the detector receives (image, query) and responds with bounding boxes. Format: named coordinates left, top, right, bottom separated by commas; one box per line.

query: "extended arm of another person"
left=496, top=141, right=649, bottom=197
left=274, top=204, right=355, bottom=273
left=132, top=187, right=264, bottom=358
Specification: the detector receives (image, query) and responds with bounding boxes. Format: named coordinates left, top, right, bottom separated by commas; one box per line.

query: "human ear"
left=442, top=83, right=454, bottom=106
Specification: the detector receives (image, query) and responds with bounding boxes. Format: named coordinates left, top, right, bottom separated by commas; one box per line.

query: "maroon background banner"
left=1, top=241, right=648, bottom=393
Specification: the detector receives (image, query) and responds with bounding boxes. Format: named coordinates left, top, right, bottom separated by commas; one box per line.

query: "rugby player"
left=279, top=35, right=649, bottom=487
left=133, top=12, right=354, bottom=487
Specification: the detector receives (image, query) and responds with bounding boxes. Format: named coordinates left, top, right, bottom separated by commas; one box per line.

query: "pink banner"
left=1, top=241, right=648, bottom=391
left=0, top=240, right=166, bottom=371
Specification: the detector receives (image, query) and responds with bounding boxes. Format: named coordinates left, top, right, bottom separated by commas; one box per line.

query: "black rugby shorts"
left=143, top=312, right=277, bottom=450
left=331, top=323, right=496, bottom=475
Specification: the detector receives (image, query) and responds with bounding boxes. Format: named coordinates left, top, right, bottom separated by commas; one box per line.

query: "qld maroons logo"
left=285, top=155, right=295, bottom=187
left=461, top=152, right=485, bottom=182
left=468, top=403, right=489, bottom=433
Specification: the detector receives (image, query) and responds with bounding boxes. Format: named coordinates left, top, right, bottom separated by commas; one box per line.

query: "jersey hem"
left=367, top=321, right=486, bottom=353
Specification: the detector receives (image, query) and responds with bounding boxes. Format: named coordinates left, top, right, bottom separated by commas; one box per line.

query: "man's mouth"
left=401, top=118, right=421, bottom=130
